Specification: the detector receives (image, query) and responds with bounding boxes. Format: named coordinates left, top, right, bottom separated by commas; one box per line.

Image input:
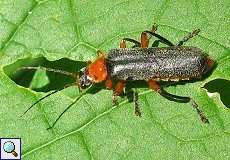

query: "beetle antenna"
left=47, top=87, right=89, bottom=130
left=20, top=89, right=61, bottom=117
left=18, top=66, right=78, bottom=79
left=19, top=66, right=81, bottom=92
left=21, top=81, right=77, bottom=117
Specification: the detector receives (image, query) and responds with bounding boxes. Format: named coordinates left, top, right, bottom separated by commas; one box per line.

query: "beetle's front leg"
left=105, top=78, right=113, bottom=90
left=112, top=80, right=126, bottom=105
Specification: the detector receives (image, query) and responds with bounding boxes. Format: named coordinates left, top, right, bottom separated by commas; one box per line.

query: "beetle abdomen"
left=107, top=46, right=212, bottom=81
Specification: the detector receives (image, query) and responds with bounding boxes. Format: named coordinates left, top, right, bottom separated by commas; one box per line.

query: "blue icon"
left=0, top=138, right=21, bottom=160
left=3, top=141, right=18, bottom=157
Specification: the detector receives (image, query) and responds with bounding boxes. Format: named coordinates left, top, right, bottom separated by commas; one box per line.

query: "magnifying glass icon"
left=3, top=141, right=18, bottom=157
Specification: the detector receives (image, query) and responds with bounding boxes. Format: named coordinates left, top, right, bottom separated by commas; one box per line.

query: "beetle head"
left=79, top=69, right=93, bottom=88
left=78, top=53, right=108, bottom=89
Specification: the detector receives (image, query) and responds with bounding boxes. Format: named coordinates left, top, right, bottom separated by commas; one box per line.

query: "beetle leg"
left=148, top=79, right=161, bottom=92
left=121, top=24, right=157, bottom=48
left=120, top=37, right=141, bottom=49
left=151, top=39, right=173, bottom=47
left=150, top=24, right=169, bottom=47
left=144, top=30, right=174, bottom=46
left=151, top=40, right=161, bottom=47
left=105, top=78, right=113, bottom=89
left=140, top=24, right=158, bottom=48
left=120, top=37, right=139, bottom=48
left=114, top=80, right=126, bottom=96
left=120, top=39, right=127, bottom=48
left=122, top=38, right=141, bottom=48
left=126, top=88, right=141, bottom=117
left=112, top=80, right=126, bottom=105
left=96, top=50, right=105, bottom=57
left=190, top=99, right=209, bottom=123
left=147, top=80, right=209, bottom=123
left=147, top=24, right=158, bottom=41
left=119, top=39, right=141, bottom=114
left=177, top=29, right=200, bottom=46
left=141, top=32, right=149, bottom=48
left=152, top=23, right=158, bottom=32
left=133, top=90, right=141, bottom=117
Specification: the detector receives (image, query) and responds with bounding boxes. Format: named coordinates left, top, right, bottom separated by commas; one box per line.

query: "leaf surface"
left=0, top=0, right=229, bottom=159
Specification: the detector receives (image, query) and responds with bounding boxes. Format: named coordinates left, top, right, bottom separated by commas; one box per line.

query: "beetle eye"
left=79, top=70, right=92, bottom=88
left=79, top=77, right=85, bottom=87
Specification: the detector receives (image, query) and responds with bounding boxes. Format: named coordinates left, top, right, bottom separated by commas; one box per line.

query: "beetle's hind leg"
left=177, top=29, right=200, bottom=46
left=190, top=99, right=209, bottom=123
left=147, top=80, right=209, bottom=123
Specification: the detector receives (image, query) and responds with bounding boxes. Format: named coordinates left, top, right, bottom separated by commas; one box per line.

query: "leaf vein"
left=0, top=1, right=38, bottom=52
left=79, top=132, right=94, bottom=160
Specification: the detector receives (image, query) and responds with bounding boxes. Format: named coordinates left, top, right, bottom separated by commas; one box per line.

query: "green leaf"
left=0, top=0, right=229, bottom=160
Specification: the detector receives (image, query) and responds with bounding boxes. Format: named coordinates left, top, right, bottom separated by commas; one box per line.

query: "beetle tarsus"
left=134, top=91, right=141, bottom=117
left=151, top=23, right=158, bottom=33
left=112, top=94, right=118, bottom=106
left=190, top=99, right=209, bottom=123
left=177, top=29, right=201, bottom=46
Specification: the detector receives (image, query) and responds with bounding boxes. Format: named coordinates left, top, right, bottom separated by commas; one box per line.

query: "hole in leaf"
left=203, top=79, right=230, bottom=108
left=3, top=57, right=87, bottom=92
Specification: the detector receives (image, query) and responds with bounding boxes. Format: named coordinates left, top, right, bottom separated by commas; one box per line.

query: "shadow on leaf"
left=203, top=78, right=230, bottom=108
left=3, top=57, right=87, bottom=92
